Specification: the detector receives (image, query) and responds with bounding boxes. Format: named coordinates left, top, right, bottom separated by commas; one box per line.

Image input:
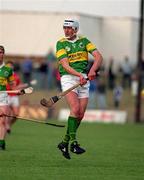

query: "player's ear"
left=74, top=28, right=78, bottom=33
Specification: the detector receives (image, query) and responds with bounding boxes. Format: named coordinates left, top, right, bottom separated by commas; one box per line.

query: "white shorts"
left=61, top=74, right=90, bottom=98
left=0, top=92, right=9, bottom=106
left=8, top=96, right=19, bottom=107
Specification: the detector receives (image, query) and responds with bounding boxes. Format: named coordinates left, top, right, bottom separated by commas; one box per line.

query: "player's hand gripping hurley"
left=40, top=78, right=89, bottom=108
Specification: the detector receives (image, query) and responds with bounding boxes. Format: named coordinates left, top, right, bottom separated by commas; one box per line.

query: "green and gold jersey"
left=56, top=36, right=97, bottom=76
left=0, top=64, right=14, bottom=91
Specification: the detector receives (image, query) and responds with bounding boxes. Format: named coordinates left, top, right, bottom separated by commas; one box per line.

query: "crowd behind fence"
left=6, top=51, right=144, bottom=112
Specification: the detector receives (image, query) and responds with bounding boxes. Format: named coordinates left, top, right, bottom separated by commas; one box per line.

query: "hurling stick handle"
left=0, top=90, right=20, bottom=93
left=58, top=78, right=89, bottom=97
left=58, top=82, right=80, bottom=97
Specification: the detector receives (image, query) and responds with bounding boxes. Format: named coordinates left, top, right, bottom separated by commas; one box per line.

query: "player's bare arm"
left=8, top=81, right=30, bottom=95
left=88, top=50, right=103, bottom=80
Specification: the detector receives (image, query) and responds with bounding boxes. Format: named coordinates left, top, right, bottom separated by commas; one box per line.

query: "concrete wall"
left=79, top=15, right=102, bottom=50
left=0, top=11, right=141, bottom=65
left=0, top=11, right=79, bottom=56
left=102, top=18, right=140, bottom=65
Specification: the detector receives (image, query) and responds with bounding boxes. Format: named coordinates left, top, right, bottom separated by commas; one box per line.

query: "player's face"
left=63, top=26, right=77, bottom=39
left=0, top=49, right=4, bottom=62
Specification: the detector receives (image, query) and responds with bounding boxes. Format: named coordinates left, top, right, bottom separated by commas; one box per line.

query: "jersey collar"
left=0, top=62, right=5, bottom=68
left=66, top=36, right=79, bottom=43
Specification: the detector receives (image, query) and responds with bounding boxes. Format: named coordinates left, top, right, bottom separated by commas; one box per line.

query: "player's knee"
left=71, top=108, right=80, bottom=117
left=78, top=113, right=84, bottom=120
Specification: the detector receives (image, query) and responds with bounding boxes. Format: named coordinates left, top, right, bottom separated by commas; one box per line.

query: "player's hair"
left=0, top=45, right=5, bottom=54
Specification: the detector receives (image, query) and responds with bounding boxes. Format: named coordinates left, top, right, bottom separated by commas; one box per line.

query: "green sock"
left=63, top=127, right=70, bottom=143
left=0, top=140, right=5, bottom=146
left=76, top=121, right=81, bottom=130
left=68, top=116, right=78, bottom=142
left=63, top=118, right=81, bottom=143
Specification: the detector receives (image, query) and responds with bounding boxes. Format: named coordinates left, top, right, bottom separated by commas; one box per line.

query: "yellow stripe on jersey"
left=86, top=43, right=96, bottom=52
left=69, top=58, right=88, bottom=63
left=0, top=77, right=8, bottom=85
left=68, top=51, right=88, bottom=63
left=59, top=38, right=67, bottom=42
left=56, top=49, right=67, bottom=58
left=0, top=75, right=14, bottom=85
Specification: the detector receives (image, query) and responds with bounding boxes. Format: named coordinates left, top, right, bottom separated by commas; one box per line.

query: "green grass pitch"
left=0, top=120, right=144, bottom=180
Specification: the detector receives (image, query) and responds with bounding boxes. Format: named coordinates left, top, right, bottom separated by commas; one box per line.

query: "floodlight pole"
left=135, top=0, right=144, bottom=122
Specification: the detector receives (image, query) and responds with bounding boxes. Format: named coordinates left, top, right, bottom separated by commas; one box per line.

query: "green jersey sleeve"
left=84, top=37, right=97, bottom=53
left=56, top=41, right=67, bottom=61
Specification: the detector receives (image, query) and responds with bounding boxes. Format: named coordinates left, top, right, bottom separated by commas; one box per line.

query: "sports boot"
left=70, top=141, right=85, bottom=154
left=57, top=142, right=71, bottom=160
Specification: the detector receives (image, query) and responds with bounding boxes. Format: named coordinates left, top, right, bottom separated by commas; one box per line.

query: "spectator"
left=131, top=70, right=138, bottom=96
left=53, top=66, right=61, bottom=91
left=113, top=82, right=123, bottom=108
left=120, top=56, right=132, bottom=89
left=39, top=60, right=49, bottom=89
left=87, top=78, right=97, bottom=109
left=96, top=77, right=107, bottom=109
left=13, top=61, right=21, bottom=73
left=21, top=57, right=33, bottom=84
left=46, top=49, right=56, bottom=89
left=107, top=57, right=116, bottom=90
left=141, top=58, right=144, bottom=88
